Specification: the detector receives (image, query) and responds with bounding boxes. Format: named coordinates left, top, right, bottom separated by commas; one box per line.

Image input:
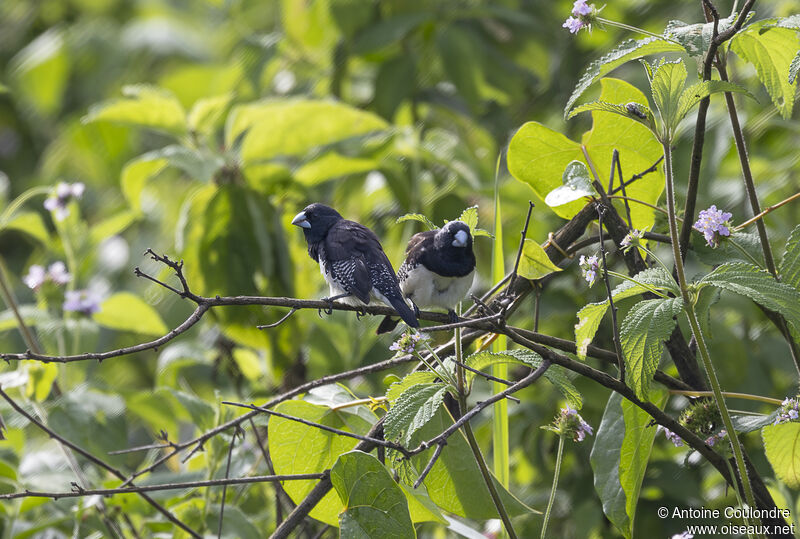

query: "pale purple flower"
left=572, top=0, right=593, bottom=16
left=23, top=265, right=47, bottom=290
left=44, top=181, right=85, bottom=221
left=390, top=332, right=422, bottom=355
left=23, top=262, right=71, bottom=290
left=705, top=429, right=727, bottom=447
left=693, top=205, right=733, bottom=248
left=579, top=254, right=600, bottom=287
left=559, top=406, right=593, bottom=442
left=563, top=17, right=585, bottom=34
left=63, top=289, right=101, bottom=316
left=774, top=397, right=800, bottom=425
left=661, top=427, right=684, bottom=447
left=620, top=229, right=644, bottom=251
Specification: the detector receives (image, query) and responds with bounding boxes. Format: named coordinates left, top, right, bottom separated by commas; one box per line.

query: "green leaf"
left=9, top=29, right=70, bottom=116
left=544, top=160, right=597, bottom=208
left=187, top=93, right=233, bottom=136
left=384, top=383, right=448, bottom=446
left=331, top=451, right=417, bottom=538
left=568, top=101, right=655, bottom=132
left=464, top=349, right=582, bottom=409
left=575, top=302, right=609, bottom=361
left=120, top=153, right=168, bottom=211
left=574, top=267, right=679, bottom=360
left=83, top=84, right=188, bottom=136
left=89, top=210, right=138, bottom=245
left=731, top=411, right=779, bottom=433
left=675, top=80, right=755, bottom=128
left=731, top=22, right=800, bottom=118
left=225, top=99, right=388, bottom=163
left=386, top=372, right=437, bottom=403
left=373, top=55, right=416, bottom=119
left=232, top=348, right=265, bottom=382
left=517, top=239, right=563, bottom=280
left=294, top=152, right=378, bottom=185
left=700, top=262, right=800, bottom=332
left=650, top=59, right=686, bottom=134
left=408, top=407, right=535, bottom=519
left=665, top=15, right=738, bottom=58
left=780, top=224, right=800, bottom=291
left=170, top=389, right=215, bottom=431
left=763, top=423, right=800, bottom=488
left=790, top=50, right=800, bottom=84
left=351, top=13, right=430, bottom=55
left=1, top=212, right=49, bottom=245
left=590, top=391, right=667, bottom=539
left=399, top=483, right=448, bottom=524
left=93, top=292, right=168, bottom=336
left=396, top=213, right=437, bottom=230
left=620, top=297, right=683, bottom=399
left=457, top=206, right=479, bottom=231
left=269, top=399, right=375, bottom=526
left=564, top=37, right=685, bottom=116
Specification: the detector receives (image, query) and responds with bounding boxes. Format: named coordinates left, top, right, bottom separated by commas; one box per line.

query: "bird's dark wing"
left=323, top=220, right=386, bottom=304
left=404, top=230, right=435, bottom=259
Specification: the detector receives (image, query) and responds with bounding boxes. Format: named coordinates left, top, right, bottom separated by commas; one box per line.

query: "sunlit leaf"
left=84, top=84, right=188, bottom=136
left=93, top=292, right=168, bottom=336
left=544, top=160, right=597, bottom=208
left=517, top=239, right=562, bottom=280
left=763, top=423, right=800, bottom=488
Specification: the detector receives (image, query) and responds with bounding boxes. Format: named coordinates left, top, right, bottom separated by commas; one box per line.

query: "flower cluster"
left=389, top=331, right=422, bottom=355
left=63, top=289, right=102, bottom=316
left=44, top=181, right=85, bottom=221
left=23, top=261, right=72, bottom=290
left=563, top=0, right=596, bottom=34
left=620, top=229, right=645, bottom=252
left=661, top=427, right=684, bottom=447
left=550, top=406, right=594, bottom=442
left=693, top=205, right=733, bottom=248
left=704, top=429, right=727, bottom=447
left=579, top=254, right=600, bottom=287
left=773, top=397, right=800, bottom=425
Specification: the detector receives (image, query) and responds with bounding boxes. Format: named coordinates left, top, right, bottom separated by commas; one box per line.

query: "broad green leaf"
left=620, top=297, right=683, bottom=399
left=88, top=210, right=137, bottom=245
left=120, top=153, right=169, bottom=211
left=170, top=389, right=215, bottom=431
left=27, top=363, right=58, bottom=402
left=675, top=80, right=755, bottom=128
left=232, top=348, right=265, bottom=381
left=399, top=483, right=448, bottom=524
left=225, top=99, right=388, bottom=163
left=731, top=22, right=800, bottom=118
left=517, top=239, right=562, bottom=280
left=464, top=349, right=582, bottom=409
left=1, top=212, right=49, bottom=245
left=691, top=231, right=763, bottom=266
left=731, top=411, right=779, bottom=433
left=384, top=383, right=448, bottom=446
left=409, top=407, right=535, bottom=519
left=700, top=262, right=800, bottom=332
left=294, top=152, right=378, bottom=185
left=564, top=37, right=685, bottom=116
left=763, top=423, right=800, bottom=488
left=9, top=29, right=70, bottom=116
left=396, top=213, right=437, bottom=230
left=269, top=399, right=375, bottom=526
left=187, top=93, right=233, bottom=136
left=84, top=84, right=188, bottom=136
left=386, top=372, right=438, bottom=403
left=665, top=15, right=738, bottom=58
left=780, top=225, right=800, bottom=291
left=575, top=302, right=609, bottom=361
left=331, top=451, right=416, bottom=538
left=650, top=59, right=686, bottom=135
left=351, top=13, right=430, bottom=55
left=581, top=79, right=666, bottom=232
left=544, top=160, right=597, bottom=208
left=591, top=391, right=667, bottom=539
left=374, top=55, right=416, bottom=119
left=574, top=267, right=679, bottom=360
left=93, top=292, right=168, bottom=336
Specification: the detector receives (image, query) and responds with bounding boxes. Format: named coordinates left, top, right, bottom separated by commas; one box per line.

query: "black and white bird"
left=291, top=203, right=419, bottom=328
left=378, top=221, right=476, bottom=333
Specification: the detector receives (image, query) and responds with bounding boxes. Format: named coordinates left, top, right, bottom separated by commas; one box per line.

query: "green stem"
left=0, top=186, right=51, bottom=226
left=662, top=141, right=757, bottom=511
left=728, top=239, right=766, bottom=269
left=541, top=433, right=565, bottom=539
left=596, top=18, right=679, bottom=43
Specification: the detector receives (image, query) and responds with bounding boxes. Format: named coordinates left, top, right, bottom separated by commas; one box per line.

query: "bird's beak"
left=452, top=230, right=468, bottom=247
left=291, top=211, right=311, bottom=229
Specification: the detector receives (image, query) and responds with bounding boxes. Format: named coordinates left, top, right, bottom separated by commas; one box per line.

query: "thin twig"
left=609, top=155, right=664, bottom=195
left=734, top=191, right=800, bottom=231
left=597, top=206, right=626, bottom=382
left=412, top=442, right=444, bottom=488
left=218, top=426, right=240, bottom=539
left=506, top=201, right=535, bottom=298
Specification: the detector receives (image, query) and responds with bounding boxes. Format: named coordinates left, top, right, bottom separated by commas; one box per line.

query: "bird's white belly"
left=401, top=266, right=474, bottom=310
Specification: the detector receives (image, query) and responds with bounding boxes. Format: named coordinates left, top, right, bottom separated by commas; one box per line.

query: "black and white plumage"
left=378, top=221, right=476, bottom=333
left=291, top=203, right=419, bottom=328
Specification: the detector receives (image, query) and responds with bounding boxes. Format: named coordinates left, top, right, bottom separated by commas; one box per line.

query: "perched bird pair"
left=291, top=203, right=475, bottom=332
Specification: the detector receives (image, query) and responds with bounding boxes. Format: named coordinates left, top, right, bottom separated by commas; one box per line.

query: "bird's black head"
left=291, top=203, right=343, bottom=256
left=434, top=221, right=473, bottom=251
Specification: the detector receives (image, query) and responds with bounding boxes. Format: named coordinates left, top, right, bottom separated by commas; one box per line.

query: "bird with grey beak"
left=291, top=203, right=419, bottom=328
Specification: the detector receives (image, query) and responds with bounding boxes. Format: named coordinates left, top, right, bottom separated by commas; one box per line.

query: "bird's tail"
left=388, top=295, right=419, bottom=328
left=376, top=316, right=400, bottom=335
